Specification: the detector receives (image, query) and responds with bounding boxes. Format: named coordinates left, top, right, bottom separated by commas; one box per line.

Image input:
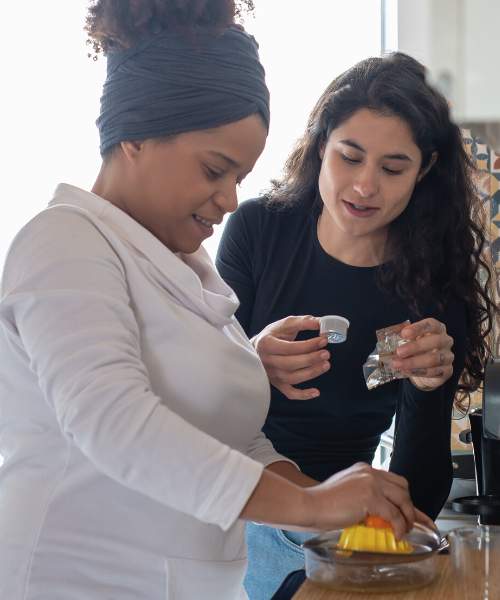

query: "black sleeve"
left=215, top=204, right=257, bottom=333
left=389, top=300, right=467, bottom=520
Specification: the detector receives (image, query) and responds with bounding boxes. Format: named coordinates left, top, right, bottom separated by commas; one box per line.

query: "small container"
left=303, top=523, right=446, bottom=594
left=448, top=525, right=500, bottom=599
left=319, top=315, right=350, bottom=344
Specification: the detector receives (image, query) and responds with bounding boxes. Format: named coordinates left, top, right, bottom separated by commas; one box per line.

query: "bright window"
left=1, top=1, right=381, bottom=265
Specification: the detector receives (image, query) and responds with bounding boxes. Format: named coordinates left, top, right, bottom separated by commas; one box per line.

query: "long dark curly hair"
left=85, top=0, right=254, bottom=56
left=267, top=52, right=496, bottom=404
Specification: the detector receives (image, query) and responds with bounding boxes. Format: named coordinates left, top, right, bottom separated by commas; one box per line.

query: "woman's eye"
left=383, top=166, right=404, bottom=175
left=341, top=154, right=361, bottom=165
left=204, top=165, right=224, bottom=180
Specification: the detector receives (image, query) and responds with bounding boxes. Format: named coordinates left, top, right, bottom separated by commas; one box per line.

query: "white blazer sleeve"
left=0, top=211, right=263, bottom=532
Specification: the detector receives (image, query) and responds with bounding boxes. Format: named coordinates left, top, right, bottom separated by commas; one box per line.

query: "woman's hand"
left=251, top=315, right=330, bottom=400
left=241, top=462, right=434, bottom=538
left=305, top=463, right=434, bottom=538
left=391, top=318, right=454, bottom=391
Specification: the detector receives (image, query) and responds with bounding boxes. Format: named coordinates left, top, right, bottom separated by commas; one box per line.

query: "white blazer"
left=0, top=184, right=292, bottom=600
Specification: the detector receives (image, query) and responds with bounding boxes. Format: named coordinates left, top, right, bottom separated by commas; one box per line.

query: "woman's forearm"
left=238, top=461, right=436, bottom=538
left=239, top=468, right=313, bottom=528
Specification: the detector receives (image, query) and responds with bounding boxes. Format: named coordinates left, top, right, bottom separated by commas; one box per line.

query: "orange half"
left=338, top=516, right=413, bottom=554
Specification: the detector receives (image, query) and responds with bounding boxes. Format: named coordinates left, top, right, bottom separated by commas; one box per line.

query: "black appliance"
left=452, top=359, right=500, bottom=525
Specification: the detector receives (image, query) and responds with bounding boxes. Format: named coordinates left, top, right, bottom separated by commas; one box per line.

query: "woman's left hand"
left=391, top=318, right=454, bottom=391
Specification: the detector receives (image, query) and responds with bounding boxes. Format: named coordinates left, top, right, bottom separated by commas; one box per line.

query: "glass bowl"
left=303, top=523, right=446, bottom=594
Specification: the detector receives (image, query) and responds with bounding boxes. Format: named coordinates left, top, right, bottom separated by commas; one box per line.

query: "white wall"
left=396, top=0, right=433, bottom=66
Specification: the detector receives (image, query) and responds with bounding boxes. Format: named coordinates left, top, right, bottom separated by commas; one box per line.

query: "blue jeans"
left=244, top=522, right=314, bottom=600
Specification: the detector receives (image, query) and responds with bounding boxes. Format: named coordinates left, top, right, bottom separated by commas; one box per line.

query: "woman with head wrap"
left=0, top=3, right=429, bottom=599
left=216, top=52, right=497, bottom=598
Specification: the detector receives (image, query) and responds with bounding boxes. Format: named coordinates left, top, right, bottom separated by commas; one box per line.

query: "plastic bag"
left=363, top=320, right=411, bottom=390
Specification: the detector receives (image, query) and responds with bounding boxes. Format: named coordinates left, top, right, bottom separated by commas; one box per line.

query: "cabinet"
left=388, top=0, right=500, bottom=124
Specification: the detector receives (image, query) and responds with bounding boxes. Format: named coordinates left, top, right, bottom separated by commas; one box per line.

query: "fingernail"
left=320, top=351, right=330, bottom=360
left=322, top=361, right=330, bottom=370
left=319, top=337, right=328, bottom=347
left=392, top=360, right=402, bottom=369
left=310, top=390, right=320, bottom=398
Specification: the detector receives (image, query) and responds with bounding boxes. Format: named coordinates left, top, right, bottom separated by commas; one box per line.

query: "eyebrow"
left=339, top=139, right=413, bottom=162
left=207, top=151, right=241, bottom=169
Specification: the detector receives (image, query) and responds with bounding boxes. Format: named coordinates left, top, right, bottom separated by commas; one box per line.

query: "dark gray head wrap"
left=97, top=25, right=269, bottom=156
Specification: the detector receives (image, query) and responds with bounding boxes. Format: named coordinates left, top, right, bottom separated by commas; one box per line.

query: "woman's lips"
left=342, top=200, right=379, bottom=218
left=192, top=214, right=214, bottom=236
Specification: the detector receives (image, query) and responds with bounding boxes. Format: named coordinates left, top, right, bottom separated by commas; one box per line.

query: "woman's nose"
left=213, top=184, right=238, bottom=214
left=352, top=167, right=379, bottom=198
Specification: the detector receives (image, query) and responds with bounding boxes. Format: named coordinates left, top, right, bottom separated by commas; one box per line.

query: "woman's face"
left=116, top=113, right=267, bottom=254
left=318, top=108, right=425, bottom=253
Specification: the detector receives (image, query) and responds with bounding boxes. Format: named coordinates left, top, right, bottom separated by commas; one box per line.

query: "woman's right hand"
left=251, top=315, right=330, bottom=400
left=303, top=463, right=434, bottom=538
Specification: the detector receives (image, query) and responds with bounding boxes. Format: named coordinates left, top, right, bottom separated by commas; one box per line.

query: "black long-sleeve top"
left=216, top=198, right=466, bottom=519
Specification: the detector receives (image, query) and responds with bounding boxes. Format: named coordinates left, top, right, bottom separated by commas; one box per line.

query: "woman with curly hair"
left=217, top=51, right=496, bottom=599
left=0, top=3, right=428, bottom=599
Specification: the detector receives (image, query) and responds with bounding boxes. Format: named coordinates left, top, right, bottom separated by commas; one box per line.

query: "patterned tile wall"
left=462, top=129, right=500, bottom=356
left=451, top=131, right=500, bottom=449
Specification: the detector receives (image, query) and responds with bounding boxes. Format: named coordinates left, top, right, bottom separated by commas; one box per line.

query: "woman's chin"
left=175, top=238, right=204, bottom=255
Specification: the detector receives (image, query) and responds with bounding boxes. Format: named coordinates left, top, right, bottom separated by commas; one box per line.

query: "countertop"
left=292, top=555, right=453, bottom=599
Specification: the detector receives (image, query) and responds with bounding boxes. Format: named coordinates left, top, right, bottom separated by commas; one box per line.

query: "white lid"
left=319, top=315, right=350, bottom=334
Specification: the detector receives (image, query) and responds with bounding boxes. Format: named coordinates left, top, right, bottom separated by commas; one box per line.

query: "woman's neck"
left=316, top=210, right=388, bottom=267
left=92, top=162, right=130, bottom=215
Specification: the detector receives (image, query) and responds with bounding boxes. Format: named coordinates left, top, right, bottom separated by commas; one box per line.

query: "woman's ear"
left=417, top=151, right=438, bottom=182
left=120, top=140, right=145, bottom=164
